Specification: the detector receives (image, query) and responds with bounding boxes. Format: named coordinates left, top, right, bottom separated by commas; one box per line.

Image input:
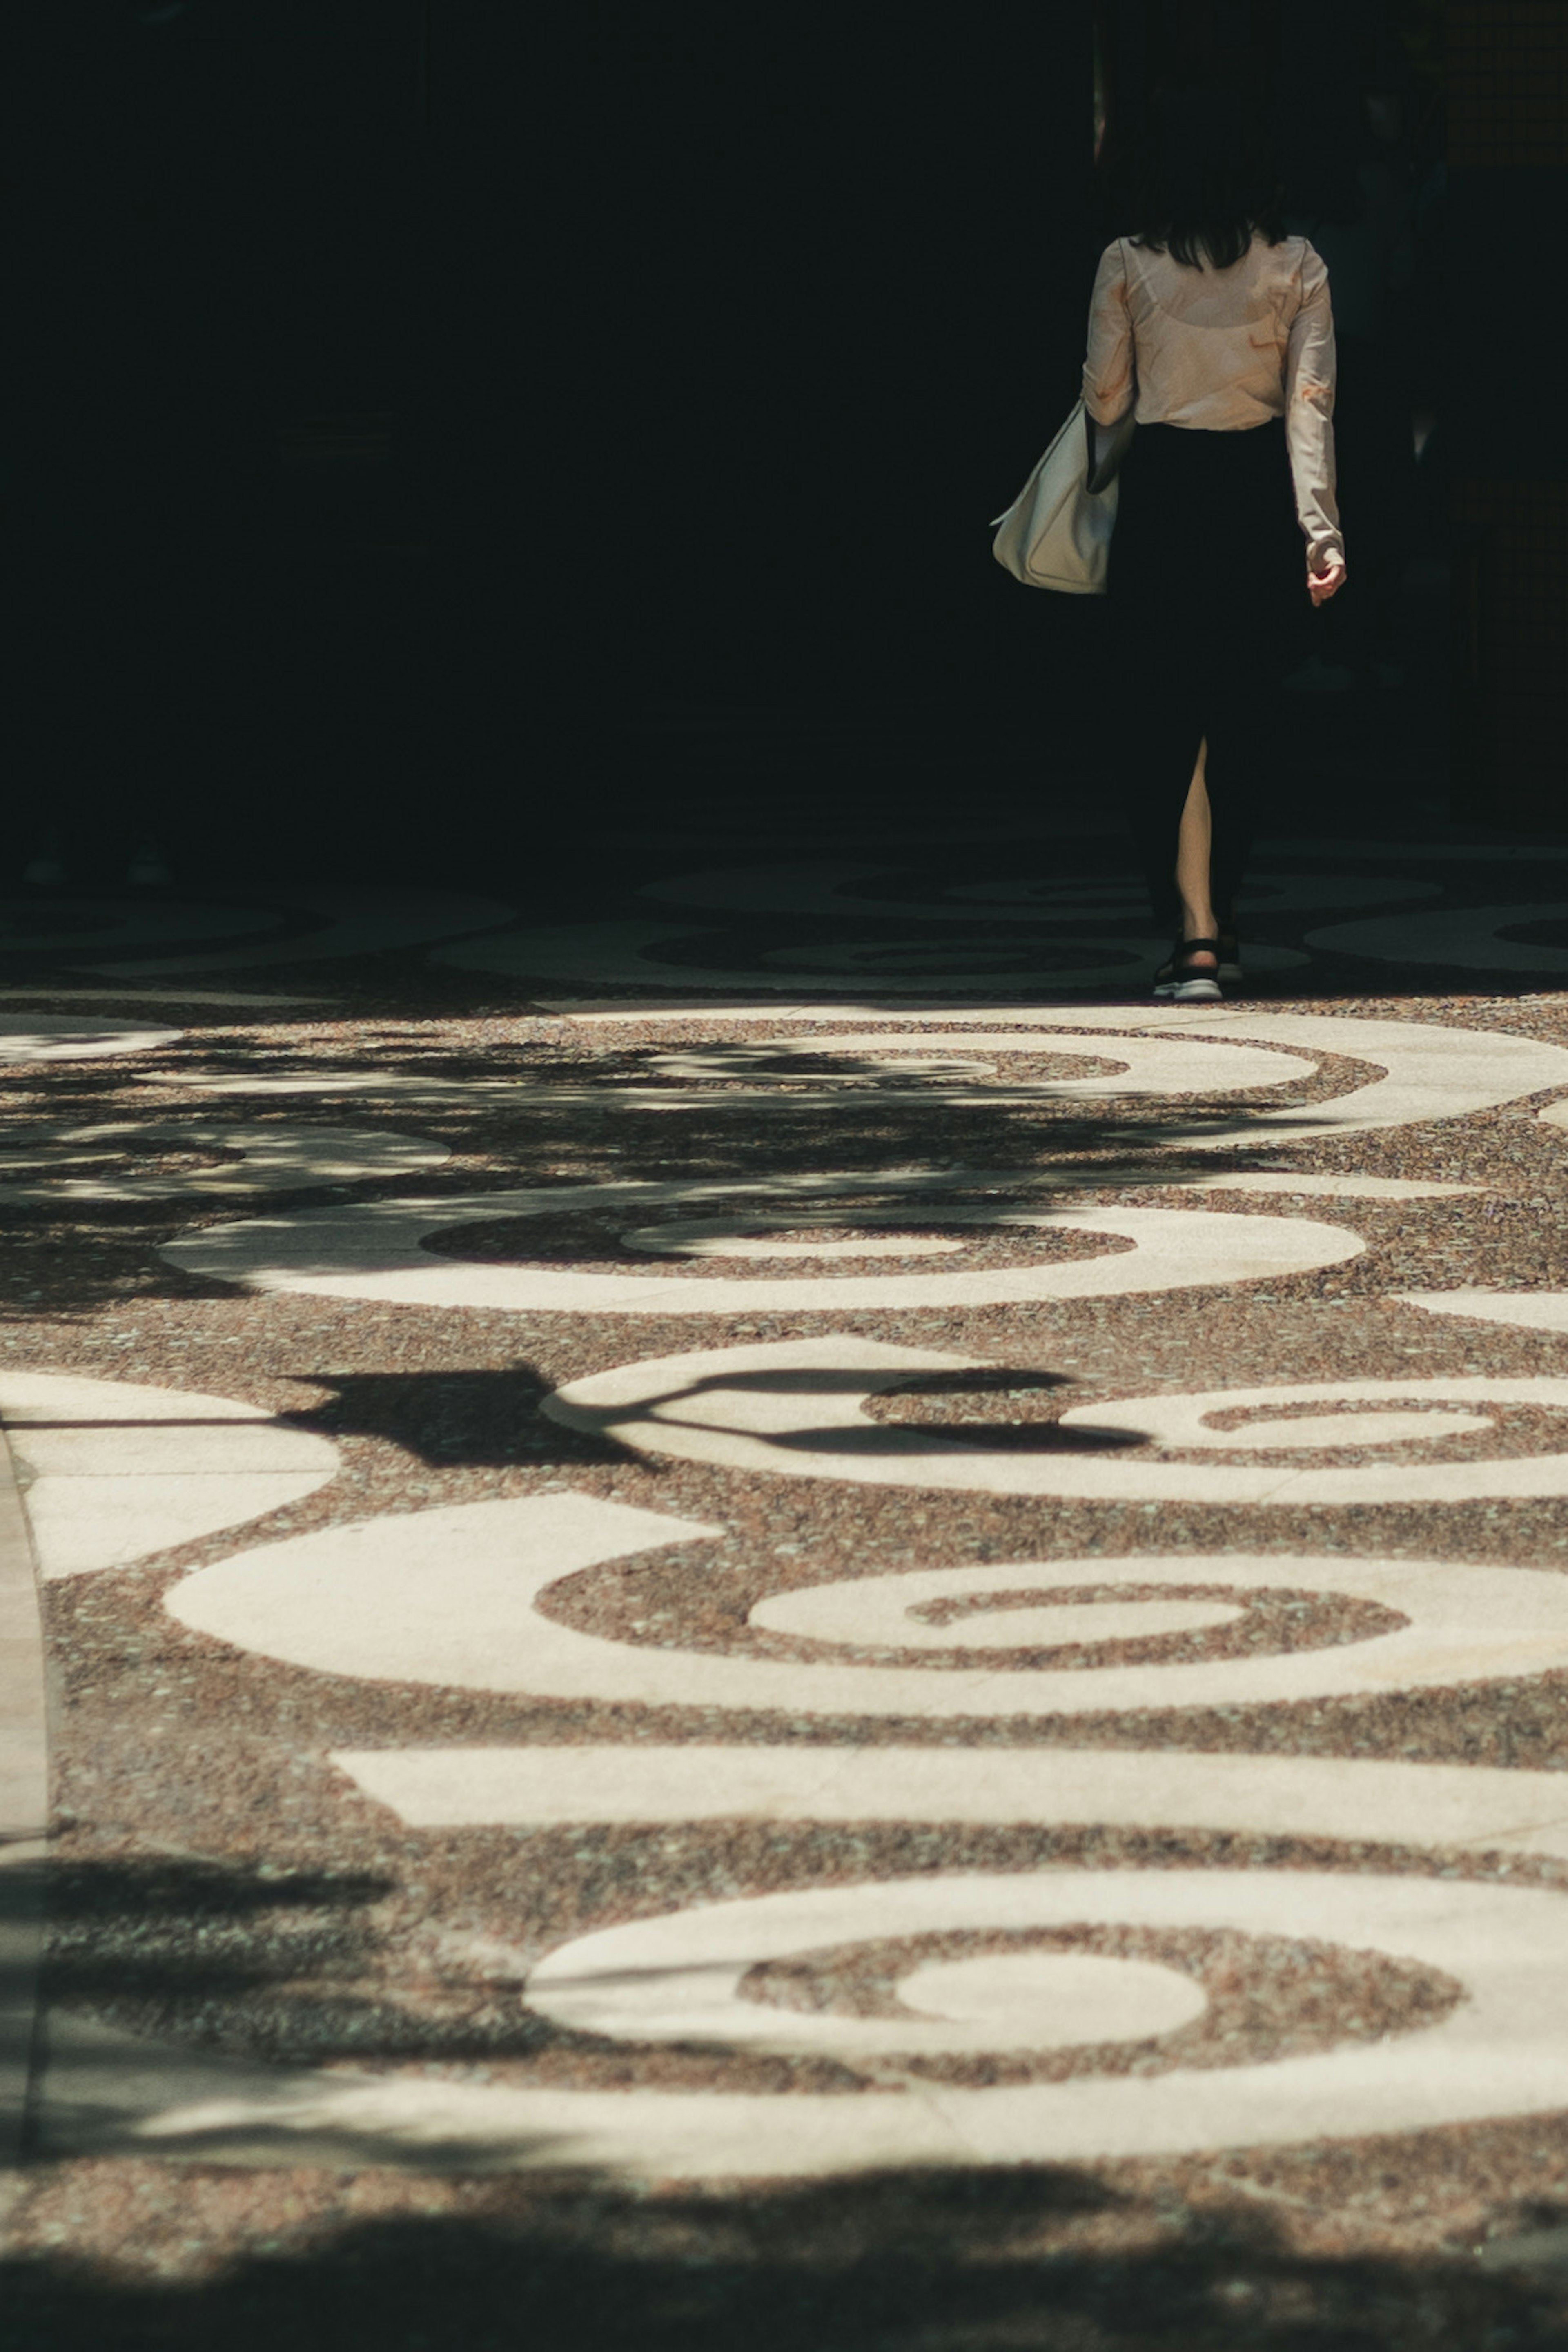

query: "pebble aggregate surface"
left=14, top=849, right=1568, bottom=2343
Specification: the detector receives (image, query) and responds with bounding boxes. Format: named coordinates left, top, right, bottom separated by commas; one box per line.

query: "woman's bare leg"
left=1174, top=736, right=1217, bottom=946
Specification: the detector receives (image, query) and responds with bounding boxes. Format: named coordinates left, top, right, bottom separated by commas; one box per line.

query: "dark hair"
left=1113, top=84, right=1288, bottom=271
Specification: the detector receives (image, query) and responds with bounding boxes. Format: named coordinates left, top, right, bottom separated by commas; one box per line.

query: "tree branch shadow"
left=4, top=2166, right=1563, bottom=2352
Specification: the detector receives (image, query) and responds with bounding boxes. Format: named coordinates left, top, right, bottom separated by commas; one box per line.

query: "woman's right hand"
left=1308, top=557, right=1347, bottom=606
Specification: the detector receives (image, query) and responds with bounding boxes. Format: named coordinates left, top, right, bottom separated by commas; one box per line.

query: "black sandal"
left=1152, top=936, right=1223, bottom=1002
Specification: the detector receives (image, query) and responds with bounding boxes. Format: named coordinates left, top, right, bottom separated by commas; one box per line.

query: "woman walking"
left=1082, top=87, right=1346, bottom=1002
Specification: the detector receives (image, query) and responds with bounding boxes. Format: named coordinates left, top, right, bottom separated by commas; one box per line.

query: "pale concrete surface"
left=11, top=842, right=1568, bottom=2341
left=0, top=1423, right=46, bottom=2170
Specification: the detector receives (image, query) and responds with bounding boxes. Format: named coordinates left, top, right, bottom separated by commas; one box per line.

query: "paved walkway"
left=9, top=825, right=1568, bottom=2345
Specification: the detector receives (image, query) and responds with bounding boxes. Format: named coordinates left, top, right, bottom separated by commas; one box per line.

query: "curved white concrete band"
left=167, top=1492, right=724, bottom=1684
left=1308, top=906, right=1568, bottom=973
left=130, top=1071, right=544, bottom=1107
left=620, top=1215, right=969, bottom=1261
left=435, top=922, right=1310, bottom=993
left=546, top=1338, right=1568, bottom=1505
left=756, top=1586, right=1246, bottom=1646
left=896, top=1951, right=1209, bottom=2049
left=85, top=887, right=518, bottom=979
left=158, top=1192, right=1360, bottom=1315
left=0, top=901, right=280, bottom=956
left=757, top=938, right=1307, bottom=984
left=637, top=860, right=1441, bottom=923
left=543, top=1005, right=1568, bottom=1152
left=954, top=1008, right=1568, bottom=1150
left=640, top=1031, right=1313, bottom=1099
left=521, top=1869, right=1544, bottom=2080
left=1176, top=1171, right=1478, bottom=1200
left=166, top=1492, right=1568, bottom=1717
left=1396, top=1290, right=1568, bottom=1340
left=132, top=1872, right=1568, bottom=2176
left=621, top=1170, right=1477, bottom=1253
left=0, top=1373, right=339, bottom=1578
left=0, top=1018, right=182, bottom=1064
left=537, top=1884, right=1216, bottom=2058
left=116, top=1049, right=1489, bottom=1184
left=0, top=1122, right=449, bottom=1203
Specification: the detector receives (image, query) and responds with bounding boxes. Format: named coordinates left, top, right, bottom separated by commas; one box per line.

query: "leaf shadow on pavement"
left=5, top=2164, right=1567, bottom=2352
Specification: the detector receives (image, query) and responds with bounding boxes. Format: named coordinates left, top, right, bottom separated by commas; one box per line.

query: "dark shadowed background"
left=0, top=2, right=1486, bottom=891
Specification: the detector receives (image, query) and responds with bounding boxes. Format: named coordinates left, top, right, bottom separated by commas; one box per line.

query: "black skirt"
left=1104, top=416, right=1304, bottom=927
left=1108, top=414, right=1302, bottom=677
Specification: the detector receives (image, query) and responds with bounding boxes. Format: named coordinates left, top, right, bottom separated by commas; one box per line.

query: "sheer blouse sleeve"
left=1082, top=240, right=1138, bottom=429
left=1285, top=243, right=1345, bottom=575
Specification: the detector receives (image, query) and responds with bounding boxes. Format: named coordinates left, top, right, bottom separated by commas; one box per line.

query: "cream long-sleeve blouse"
left=1082, top=232, right=1344, bottom=576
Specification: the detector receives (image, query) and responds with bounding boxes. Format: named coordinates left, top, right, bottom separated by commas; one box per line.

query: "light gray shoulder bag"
left=991, top=400, right=1136, bottom=594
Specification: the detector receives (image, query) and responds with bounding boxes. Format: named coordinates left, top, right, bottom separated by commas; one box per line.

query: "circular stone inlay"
left=895, top=1951, right=1208, bottom=2047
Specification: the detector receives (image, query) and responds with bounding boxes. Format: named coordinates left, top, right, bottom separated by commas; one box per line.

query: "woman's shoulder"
left=1264, top=231, right=1326, bottom=276
left=1090, top=236, right=1133, bottom=290
left=1105, top=233, right=1162, bottom=277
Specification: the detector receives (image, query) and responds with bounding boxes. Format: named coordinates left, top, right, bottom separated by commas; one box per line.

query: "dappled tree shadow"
left=31, top=1854, right=582, bottom=2155
left=16, top=1862, right=1568, bottom=2349
left=5, top=2167, right=1568, bottom=2351
left=40, top=1855, right=394, bottom=2012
